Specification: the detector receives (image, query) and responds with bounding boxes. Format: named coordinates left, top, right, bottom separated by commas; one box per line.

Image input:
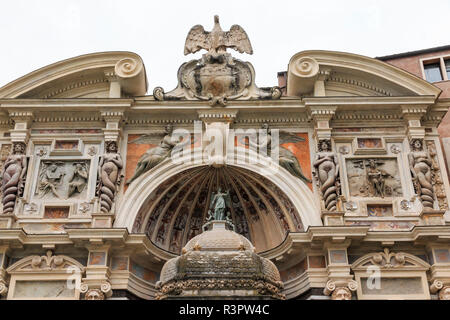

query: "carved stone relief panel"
left=35, top=160, right=90, bottom=200
left=345, top=158, right=403, bottom=198
left=426, top=140, right=448, bottom=210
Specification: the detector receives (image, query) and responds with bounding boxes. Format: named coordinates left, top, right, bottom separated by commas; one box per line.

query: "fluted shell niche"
left=132, top=166, right=304, bottom=253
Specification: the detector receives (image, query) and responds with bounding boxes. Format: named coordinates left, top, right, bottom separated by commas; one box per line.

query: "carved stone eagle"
left=184, top=15, right=253, bottom=55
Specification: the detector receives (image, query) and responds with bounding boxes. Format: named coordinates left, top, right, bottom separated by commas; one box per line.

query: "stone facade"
left=0, top=18, right=448, bottom=300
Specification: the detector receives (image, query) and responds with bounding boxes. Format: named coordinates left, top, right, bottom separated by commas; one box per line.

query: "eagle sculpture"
left=184, top=15, right=253, bottom=55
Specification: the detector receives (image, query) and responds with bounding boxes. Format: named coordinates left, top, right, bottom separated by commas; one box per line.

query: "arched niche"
left=115, top=154, right=321, bottom=253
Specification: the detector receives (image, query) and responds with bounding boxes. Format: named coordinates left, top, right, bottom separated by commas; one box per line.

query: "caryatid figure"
left=1, top=142, right=27, bottom=214
left=408, top=139, right=434, bottom=209
left=97, top=141, right=123, bottom=213
left=313, top=140, right=340, bottom=211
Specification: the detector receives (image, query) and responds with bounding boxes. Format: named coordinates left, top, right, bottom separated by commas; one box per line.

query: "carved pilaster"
left=101, top=111, right=124, bottom=143
left=307, top=105, right=336, bottom=142
left=81, top=245, right=112, bottom=299
left=401, top=105, right=428, bottom=141
left=198, top=111, right=237, bottom=167
left=9, top=111, right=33, bottom=145
left=323, top=241, right=356, bottom=299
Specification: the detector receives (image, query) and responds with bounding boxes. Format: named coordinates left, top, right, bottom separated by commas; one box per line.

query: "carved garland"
left=155, top=278, right=285, bottom=300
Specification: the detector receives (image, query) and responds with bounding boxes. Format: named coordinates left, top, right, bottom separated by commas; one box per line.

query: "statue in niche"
left=37, top=162, right=65, bottom=199
left=1, top=142, right=27, bottom=214
left=207, top=187, right=232, bottom=222
left=408, top=139, right=434, bottom=209
left=366, top=159, right=392, bottom=198
left=68, top=163, right=89, bottom=198
left=313, top=139, right=340, bottom=211
left=243, top=123, right=311, bottom=183
left=97, top=141, right=123, bottom=213
left=126, top=124, right=187, bottom=185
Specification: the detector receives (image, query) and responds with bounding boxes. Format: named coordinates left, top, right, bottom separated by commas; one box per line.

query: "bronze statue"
left=409, top=139, right=434, bottom=208
left=97, top=141, right=123, bottom=213
left=207, top=188, right=232, bottom=221
left=1, top=142, right=27, bottom=214
left=313, top=140, right=340, bottom=211
left=126, top=124, right=186, bottom=184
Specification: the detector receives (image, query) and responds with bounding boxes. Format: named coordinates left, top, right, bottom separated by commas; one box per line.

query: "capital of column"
left=401, top=105, right=428, bottom=140
left=101, top=111, right=125, bottom=142
left=307, top=106, right=337, bottom=141
left=9, top=111, right=33, bottom=144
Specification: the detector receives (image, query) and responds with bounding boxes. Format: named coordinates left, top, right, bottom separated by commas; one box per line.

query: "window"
left=445, top=59, right=450, bottom=79
left=424, top=62, right=443, bottom=82
left=422, top=56, right=450, bottom=83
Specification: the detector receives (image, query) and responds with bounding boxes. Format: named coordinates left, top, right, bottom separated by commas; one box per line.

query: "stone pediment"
left=287, top=50, right=442, bottom=98
left=0, top=52, right=147, bottom=99
left=7, top=250, right=85, bottom=274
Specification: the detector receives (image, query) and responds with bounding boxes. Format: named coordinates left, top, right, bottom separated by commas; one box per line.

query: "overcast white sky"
left=0, top=0, right=449, bottom=91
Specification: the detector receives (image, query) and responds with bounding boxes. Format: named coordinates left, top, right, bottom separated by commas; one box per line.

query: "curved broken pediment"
left=0, top=51, right=147, bottom=98
left=287, top=50, right=441, bottom=98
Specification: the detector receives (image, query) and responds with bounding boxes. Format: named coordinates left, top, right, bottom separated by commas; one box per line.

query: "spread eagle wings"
left=278, top=131, right=306, bottom=145
left=225, top=25, right=253, bottom=54
left=184, top=25, right=210, bottom=55
left=184, top=24, right=253, bottom=55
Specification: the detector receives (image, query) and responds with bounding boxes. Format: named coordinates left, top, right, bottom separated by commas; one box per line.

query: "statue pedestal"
left=420, top=209, right=446, bottom=226
left=322, top=211, right=345, bottom=226
left=0, top=214, right=17, bottom=228
left=91, top=213, right=115, bottom=228
left=202, top=220, right=234, bottom=232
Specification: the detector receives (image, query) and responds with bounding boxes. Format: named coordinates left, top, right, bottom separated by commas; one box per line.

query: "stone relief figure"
left=366, top=159, right=392, bottom=198
left=68, top=163, right=89, bottom=198
left=126, top=124, right=187, bottom=184
left=1, top=142, right=27, bottom=214
left=313, top=140, right=340, bottom=211
left=245, top=123, right=311, bottom=184
left=97, top=141, right=123, bottom=213
left=408, top=139, right=434, bottom=209
left=37, top=162, right=65, bottom=199
left=207, top=188, right=232, bottom=222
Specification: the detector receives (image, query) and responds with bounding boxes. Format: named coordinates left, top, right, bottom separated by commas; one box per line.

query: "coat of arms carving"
left=153, top=16, right=281, bottom=106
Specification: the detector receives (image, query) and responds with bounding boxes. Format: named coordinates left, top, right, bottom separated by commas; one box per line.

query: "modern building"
left=377, top=46, right=450, bottom=179
left=0, top=17, right=449, bottom=300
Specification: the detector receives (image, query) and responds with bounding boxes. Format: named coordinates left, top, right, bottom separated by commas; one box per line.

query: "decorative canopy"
left=132, top=166, right=304, bottom=254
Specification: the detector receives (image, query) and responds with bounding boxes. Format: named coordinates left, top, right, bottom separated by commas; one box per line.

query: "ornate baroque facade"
left=0, top=17, right=449, bottom=300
